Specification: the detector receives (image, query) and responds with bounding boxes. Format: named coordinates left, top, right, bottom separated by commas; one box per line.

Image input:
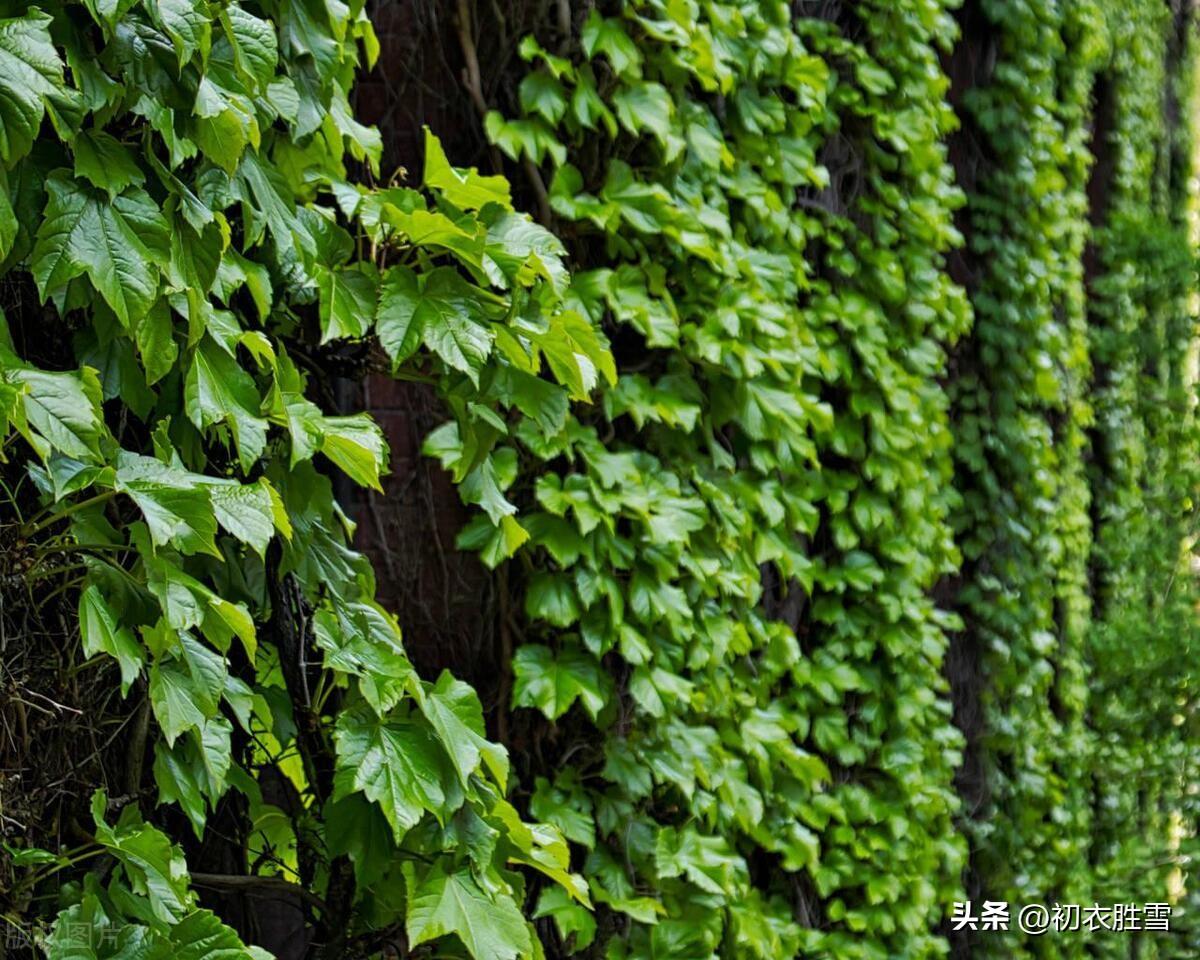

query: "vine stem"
left=22, top=490, right=117, bottom=537
left=453, top=0, right=554, bottom=225
left=20, top=844, right=104, bottom=891
left=190, top=872, right=330, bottom=914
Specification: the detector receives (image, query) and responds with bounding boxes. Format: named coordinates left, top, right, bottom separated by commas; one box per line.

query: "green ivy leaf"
left=201, top=476, right=276, bottom=556
left=524, top=572, right=580, bottom=627
left=115, top=452, right=219, bottom=557
left=148, top=633, right=225, bottom=745
left=170, top=909, right=272, bottom=960
left=535, top=885, right=597, bottom=951
left=221, top=5, right=278, bottom=90
left=183, top=335, right=269, bottom=471
left=73, top=130, right=145, bottom=197
left=418, top=670, right=509, bottom=789
left=91, top=791, right=194, bottom=925
left=147, top=0, right=212, bottom=67
left=512, top=644, right=611, bottom=721
left=0, top=11, right=65, bottom=165
left=580, top=11, right=642, bottom=79
left=654, top=825, right=746, bottom=897
left=79, top=584, right=144, bottom=695
left=32, top=174, right=168, bottom=328
left=3, top=363, right=104, bottom=462
left=318, top=262, right=378, bottom=343
left=319, top=413, right=387, bottom=491
left=333, top=706, right=452, bottom=842
left=413, top=268, right=494, bottom=383
left=423, top=126, right=511, bottom=210
left=375, top=264, right=424, bottom=365
left=404, top=861, right=533, bottom=960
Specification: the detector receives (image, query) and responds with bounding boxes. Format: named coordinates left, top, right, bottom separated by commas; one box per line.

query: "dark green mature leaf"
left=535, top=886, right=597, bottom=950
left=325, top=794, right=394, bottom=887
left=192, top=93, right=256, bottom=175
left=183, top=335, right=269, bottom=470
left=333, top=707, right=452, bottom=842
left=170, top=909, right=272, bottom=960
left=318, top=263, right=378, bottom=343
left=415, top=268, right=493, bottom=382
left=148, top=0, right=212, bottom=66
left=375, top=264, right=423, bottom=364
left=0, top=11, right=65, bottom=164
left=221, top=5, right=278, bottom=90
left=519, top=72, right=568, bottom=125
left=91, top=791, right=194, bottom=925
left=524, top=572, right=580, bottom=627
left=115, top=452, right=219, bottom=556
left=153, top=717, right=232, bottom=837
left=32, top=174, right=167, bottom=327
left=134, top=302, right=178, bottom=386
left=73, top=130, right=145, bottom=197
left=79, top=584, right=144, bottom=695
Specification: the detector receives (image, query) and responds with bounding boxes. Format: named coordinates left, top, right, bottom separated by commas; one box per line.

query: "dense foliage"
left=1084, top=2, right=1200, bottom=956
left=482, top=2, right=971, bottom=957
left=0, top=1, right=603, bottom=957
left=1, top=1, right=1199, bottom=959
left=948, top=0, right=1103, bottom=943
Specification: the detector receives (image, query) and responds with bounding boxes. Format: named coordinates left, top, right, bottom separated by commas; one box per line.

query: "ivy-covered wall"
left=0, top=1, right=1198, bottom=959
left=946, top=0, right=1103, bottom=951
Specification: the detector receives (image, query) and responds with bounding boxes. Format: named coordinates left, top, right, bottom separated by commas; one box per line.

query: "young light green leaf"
left=512, top=644, right=611, bottom=721
left=423, top=126, right=511, bottom=210
left=149, top=641, right=224, bottom=746
left=417, top=670, right=509, bottom=789
left=320, top=413, right=387, bottom=491
left=404, top=861, right=532, bottom=960
left=201, top=476, right=275, bottom=555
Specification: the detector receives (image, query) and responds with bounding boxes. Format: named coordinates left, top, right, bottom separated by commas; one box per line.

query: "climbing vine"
left=947, top=1, right=1104, bottom=951
left=0, top=1, right=605, bottom=957
left=2, top=1, right=1199, bottom=959
left=475, top=1, right=972, bottom=956
left=1084, top=2, right=1200, bottom=956
left=946, top=0, right=1200, bottom=955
